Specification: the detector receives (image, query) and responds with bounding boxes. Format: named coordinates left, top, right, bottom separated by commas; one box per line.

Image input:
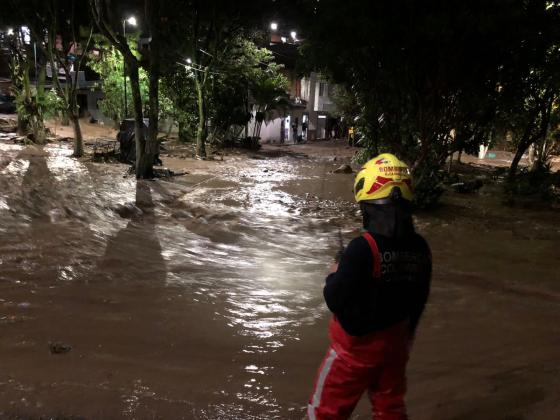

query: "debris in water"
left=0, top=117, right=17, bottom=132
left=333, top=164, right=353, bottom=174
left=114, top=203, right=143, bottom=219
left=451, top=179, right=484, bottom=193
left=154, top=168, right=188, bottom=178
left=49, top=342, right=72, bottom=354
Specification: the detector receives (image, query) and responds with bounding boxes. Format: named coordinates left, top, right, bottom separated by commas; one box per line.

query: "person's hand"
left=329, top=262, right=339, bottom=273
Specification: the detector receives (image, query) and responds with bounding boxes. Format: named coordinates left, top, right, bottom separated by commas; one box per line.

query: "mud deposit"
left=0, top=142, right=559, bottom=419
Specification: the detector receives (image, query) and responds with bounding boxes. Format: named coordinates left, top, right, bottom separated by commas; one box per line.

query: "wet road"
left=0, top=142, right=559, bottom=419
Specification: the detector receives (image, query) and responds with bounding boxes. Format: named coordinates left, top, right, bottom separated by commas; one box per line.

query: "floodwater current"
left=0, top=142, right=559, bottom=419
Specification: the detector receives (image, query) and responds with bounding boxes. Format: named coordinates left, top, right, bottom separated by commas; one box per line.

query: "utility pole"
left=123, top=19, right=127, bottom=118
left=122, top=16, right=137, bottom=118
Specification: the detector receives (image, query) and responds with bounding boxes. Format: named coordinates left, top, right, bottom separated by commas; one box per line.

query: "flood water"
left=0, top=142, right=559, bottom=419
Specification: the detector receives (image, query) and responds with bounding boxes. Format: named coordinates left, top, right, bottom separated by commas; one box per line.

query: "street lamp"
left=270, top=22, right=278, bottom=31
left=290, top=31, right=297, bottom=40
left=186, top=57, right=192, bottom=64
left=122, top=16, right=137, bottom=119
left=6, top=28, right=14, bottom=36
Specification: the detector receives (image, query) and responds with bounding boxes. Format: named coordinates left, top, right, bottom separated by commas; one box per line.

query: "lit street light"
left=6, top=28, right=14, bottom=36
left=122, top=16, right=137, bottom=119
left=290, top=31, right=297, bottom=40
left=270, top=22, right=278, bottom=31
left=186, top=58, right=192, bottom=64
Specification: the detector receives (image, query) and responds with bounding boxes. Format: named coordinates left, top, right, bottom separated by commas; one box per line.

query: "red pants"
left=308, top=318, right=409, bottom=420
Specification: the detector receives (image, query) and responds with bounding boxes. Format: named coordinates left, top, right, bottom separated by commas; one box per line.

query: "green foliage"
left=43, top=89, right=65, bottom=119
left=88, top=38, right=149, bottom=126
left=10, top=53, right=48, bottom=142
left=208, top=38, right=289, bottom=141
left=161, top=38, right=289, bottom=144
left=161, top=67, right=198, bottom=142
left=300, top=0, right=560, bottom=207
left=89, top=36, right=176, bottom=129
left=331, top=86, right=359, bottom=125
left=411, top=157, right=446, bottom=209
left=506, top=164, right=560, bottom=203
left=249, top=57, right=289, bottom=138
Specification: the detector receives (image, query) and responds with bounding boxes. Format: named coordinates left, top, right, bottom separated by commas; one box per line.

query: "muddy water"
left=0, top=142, right=559, bottom=419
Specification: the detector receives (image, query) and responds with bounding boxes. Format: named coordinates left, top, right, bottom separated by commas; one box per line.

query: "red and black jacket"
left=324, top=231, right=432, bottom=337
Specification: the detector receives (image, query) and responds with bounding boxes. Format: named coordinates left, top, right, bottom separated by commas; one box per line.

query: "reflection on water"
left=2, top=142, right=559, bottom=418
left=0, top=142, right=338, bottom=418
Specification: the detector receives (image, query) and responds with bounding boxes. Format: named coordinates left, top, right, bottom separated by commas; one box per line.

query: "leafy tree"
left=161, top=37, right=288, bottom=146
left=88, top=36, right=150, bottom=127
left=298, top=0, right=559, bottom=205
left=5, top=0, right=94, bottom=155
left=207, top=38, right=288, bottom=143
left=160, top=69, right=198, bottom=143
left=330, top=85, right=360, bottom=134
left=172, top=0, right=278, bottom=158
left=44, top=0, right=94, bottom=157
left=1, top=6, right=49, bottom=142
left=90, top=0, right=156, bottom=178
left=91, top=0, right=205, bottom=176
left=494, top=1, right=560, bottom=179
left=250, top=62, right=289, bottom=138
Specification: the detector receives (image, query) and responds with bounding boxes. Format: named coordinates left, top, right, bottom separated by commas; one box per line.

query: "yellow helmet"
left=353, top=153, right=413, bottom=203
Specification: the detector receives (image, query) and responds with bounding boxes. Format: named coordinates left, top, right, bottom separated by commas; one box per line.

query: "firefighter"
left=308, top=153, right=432, bottom=420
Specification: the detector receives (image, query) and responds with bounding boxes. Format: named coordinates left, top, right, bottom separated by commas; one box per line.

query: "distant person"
left=308, top=153, right=432, bottom=420
left=348, top=127, right=355, bottom=147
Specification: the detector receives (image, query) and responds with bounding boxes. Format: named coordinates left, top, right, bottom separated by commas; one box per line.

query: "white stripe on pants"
left=308, top=348, right=338, bottom=420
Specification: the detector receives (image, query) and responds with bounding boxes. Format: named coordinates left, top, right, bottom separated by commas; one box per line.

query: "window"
left=319, top=82, right=325, bottom=97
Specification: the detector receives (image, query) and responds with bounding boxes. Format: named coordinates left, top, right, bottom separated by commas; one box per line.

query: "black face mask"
left=360, top=202, right=414, bottom=238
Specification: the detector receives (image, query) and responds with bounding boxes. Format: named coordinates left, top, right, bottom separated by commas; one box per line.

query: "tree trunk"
left=509, top=145, right=525, bottom=179
left=195, top=78, right=207, bottom=159
left=527, top=144, right=535, bottom=166
left=138, top=0, right=161, bottom=176
left=509, top=96, right=552, bottom=180
left=68, top=71, right=84, bottom=157
left=16, top=69, right=30, bottom=135
left=71, top=112, right=84, bottom=157
left=178, top=120, right=189, bottom=143
left=127, top=58, right=147, bottom=178
left=139, top=69, right=158, bottom=177
left=535, top=138, right=548, bottom=169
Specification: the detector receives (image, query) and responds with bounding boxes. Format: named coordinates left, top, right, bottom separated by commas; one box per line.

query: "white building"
left=254, top=72, right=338, bottom=144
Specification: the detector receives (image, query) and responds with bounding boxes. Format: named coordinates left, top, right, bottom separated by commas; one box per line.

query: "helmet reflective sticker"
left=353, top=153, right=413, bottom=203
